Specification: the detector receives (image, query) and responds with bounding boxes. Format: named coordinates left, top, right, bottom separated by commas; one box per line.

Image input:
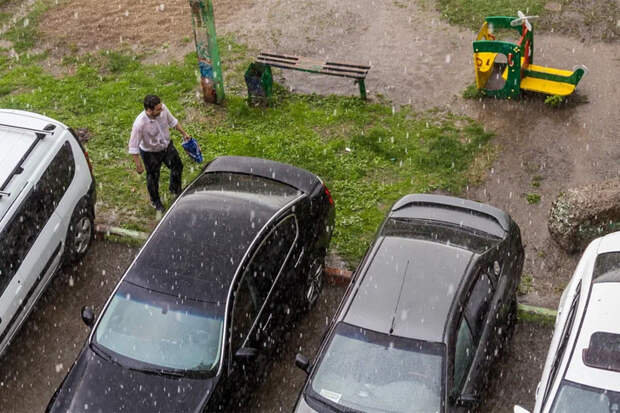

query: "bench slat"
left=258, top=52, right=370, bottom=76
left=254, top=51, right=371, bottom=99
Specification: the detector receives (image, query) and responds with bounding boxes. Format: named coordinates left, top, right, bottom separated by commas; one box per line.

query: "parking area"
left=0, top=240, right=552, bottom=412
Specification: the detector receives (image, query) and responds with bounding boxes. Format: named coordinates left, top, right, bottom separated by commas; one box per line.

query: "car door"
left=451, top=314, right=476, bottom=410
left=255, top=214, right=298, bottom=343
left=449, top=266, right=496, bottom=408
left=226, top=217, right=297, bottom=389
left=226, top=269, right=267, bottom=402
left=0, top=142, right=73, bottom=350
left=464, top=267, right=496, bottom=394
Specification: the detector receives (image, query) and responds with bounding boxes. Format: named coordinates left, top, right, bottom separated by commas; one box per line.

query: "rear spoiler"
left=390, top=194, right=511, bottom=233
left=205, top=156, right=321, bottom=194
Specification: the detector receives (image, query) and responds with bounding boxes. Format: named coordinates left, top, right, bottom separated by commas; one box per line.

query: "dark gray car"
left=294, top=194, right=524, bottom=413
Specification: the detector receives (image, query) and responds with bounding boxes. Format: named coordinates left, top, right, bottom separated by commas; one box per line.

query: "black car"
left=294, top=194, right=524, bottom=413
left=47, top=156, right=335, bottom=413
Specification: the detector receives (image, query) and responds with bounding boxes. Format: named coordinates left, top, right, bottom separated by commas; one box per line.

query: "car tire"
left=63, top=197, right=94, bottom=264
left=301, top=253, right=325, bottom=311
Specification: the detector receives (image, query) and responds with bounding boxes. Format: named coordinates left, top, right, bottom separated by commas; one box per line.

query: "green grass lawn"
left=435, top=0, right=546, bottom=31
left=0, top=11, right=494, bottom=266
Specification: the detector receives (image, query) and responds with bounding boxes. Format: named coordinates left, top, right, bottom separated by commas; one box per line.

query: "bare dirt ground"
left=3, top=0, right=619, bottom=310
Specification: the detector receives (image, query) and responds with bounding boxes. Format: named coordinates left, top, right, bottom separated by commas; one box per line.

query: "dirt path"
left=4, top=0, right=620, bottom=308
left=220, top=0, right=620, bottom=308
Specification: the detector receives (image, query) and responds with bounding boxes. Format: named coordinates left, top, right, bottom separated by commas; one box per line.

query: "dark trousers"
left=140, top=142, right=183, bottom=204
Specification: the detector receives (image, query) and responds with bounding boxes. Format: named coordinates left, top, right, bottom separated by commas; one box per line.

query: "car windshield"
left=309, top=322, right=445, bottom=413
left=551, top=380, right=620, bottom=413
left=94, top=282, right=223, bottom=374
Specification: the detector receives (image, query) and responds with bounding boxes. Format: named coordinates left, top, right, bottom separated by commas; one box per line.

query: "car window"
left=543, top=281, right=581, bottom=405
left=453, top=317, right=475, bottom=394
left=243, top=215, right=297, bottom=305
left=230, top=215, right=297, bottom=352
left=35, top=141, right=75, bottom=216
left=0, top=142, right=74, bottom=290
left=465, top=272, right=494, bottom=340
left=230, top=275, right=258, bottom=353
left=309, top=322, right=445, bottom=413
left=94, top=282, right=223, bottom=374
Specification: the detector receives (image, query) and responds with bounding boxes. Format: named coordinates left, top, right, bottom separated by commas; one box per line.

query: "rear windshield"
left=382, top=217, right=500, bottom=254
left=308, top=322, right=445, bottom=413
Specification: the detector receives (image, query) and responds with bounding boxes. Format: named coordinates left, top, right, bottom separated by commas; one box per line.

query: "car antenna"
left=390, top=259, right=410, bottom=335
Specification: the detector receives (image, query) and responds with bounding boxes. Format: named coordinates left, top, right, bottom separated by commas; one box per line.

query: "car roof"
left=344, top=235, right=473, bottom=343
left=124, top=170, right=302, bottom=303
left=205, top=156, right=322, bottom=194
left=565, top=282, right=620, bottom=392
left=0, top=109, right=66, bottom=222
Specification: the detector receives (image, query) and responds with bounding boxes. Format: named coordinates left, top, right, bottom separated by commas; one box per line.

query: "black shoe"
left=151, top=201, right=165, bottom=213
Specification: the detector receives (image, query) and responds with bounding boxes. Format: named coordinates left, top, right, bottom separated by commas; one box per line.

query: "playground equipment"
left=473, top=11, right=587, bottom=99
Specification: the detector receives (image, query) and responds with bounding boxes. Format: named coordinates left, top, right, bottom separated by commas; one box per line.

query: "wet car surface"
left=0, top=240, right=551, bottom=413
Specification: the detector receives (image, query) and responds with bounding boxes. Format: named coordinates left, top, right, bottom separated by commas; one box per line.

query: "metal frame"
left=0, top=123, right=56, bottom=196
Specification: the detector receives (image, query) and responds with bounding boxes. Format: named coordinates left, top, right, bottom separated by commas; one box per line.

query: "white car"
left=0, top=109, right=96, bottom=357
left=515, top=231, right=620, bottom=413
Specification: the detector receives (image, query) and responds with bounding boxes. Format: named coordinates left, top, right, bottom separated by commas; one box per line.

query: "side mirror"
left=235, top=347, right=258, bottom=360
left=295, top=353, right=310, bottom=374
left=81, top=306, right=95, bottom=328
left=514, top=406, right=531, bottom=413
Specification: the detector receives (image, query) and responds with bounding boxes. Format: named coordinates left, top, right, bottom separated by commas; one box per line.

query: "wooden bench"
left=256, top=52, right=371, bottom=100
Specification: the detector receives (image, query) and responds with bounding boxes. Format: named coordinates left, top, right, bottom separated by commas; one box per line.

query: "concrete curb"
left=518, top=303, right=557, bottom=324
left=94, top=224, right=558, bottom=323
left=95, top=224, right=149, bottom=241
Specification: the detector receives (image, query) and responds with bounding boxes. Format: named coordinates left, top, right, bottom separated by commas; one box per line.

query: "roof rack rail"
left=0, top=122, right=56, bottom=136
left=0, top=123, right=56, bottom=196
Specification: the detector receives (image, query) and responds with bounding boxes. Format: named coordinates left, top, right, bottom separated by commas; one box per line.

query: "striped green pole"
left=189, top=0, right=224, bottom=104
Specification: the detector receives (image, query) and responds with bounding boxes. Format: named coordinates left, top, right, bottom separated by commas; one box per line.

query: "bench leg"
left=357, top=79, right=367, bottom=100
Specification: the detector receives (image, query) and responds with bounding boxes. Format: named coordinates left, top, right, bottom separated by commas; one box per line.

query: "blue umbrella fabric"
left=182, top=137, right=203, bottom=163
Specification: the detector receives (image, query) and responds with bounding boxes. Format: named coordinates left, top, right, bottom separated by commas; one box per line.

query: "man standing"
left=129, top=95, right=190, bottom=212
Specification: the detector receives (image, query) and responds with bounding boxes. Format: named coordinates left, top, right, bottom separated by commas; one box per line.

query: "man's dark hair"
left=143, top=95, right=161, bottom=110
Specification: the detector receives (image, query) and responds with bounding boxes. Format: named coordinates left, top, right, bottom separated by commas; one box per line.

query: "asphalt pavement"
left=0, top=240, right=552, bottom=413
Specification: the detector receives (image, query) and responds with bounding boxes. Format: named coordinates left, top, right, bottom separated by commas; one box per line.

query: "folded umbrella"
left=181, top=137, right=203, bottom=163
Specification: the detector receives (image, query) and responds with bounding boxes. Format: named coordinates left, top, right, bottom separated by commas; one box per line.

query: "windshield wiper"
left=90, top=342, right=117, bottom=365
left=129, top=365, right=185, bottom=378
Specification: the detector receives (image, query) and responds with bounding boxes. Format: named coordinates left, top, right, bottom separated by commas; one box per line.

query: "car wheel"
left=64, top=197, right=94, bottom=264
left=302, top=255, right=325, bottom=310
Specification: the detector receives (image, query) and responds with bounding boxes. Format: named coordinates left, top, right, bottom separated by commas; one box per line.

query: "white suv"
left=0, top=109, right=96, bottom=357
left=515, top=231, right=620, bottom=413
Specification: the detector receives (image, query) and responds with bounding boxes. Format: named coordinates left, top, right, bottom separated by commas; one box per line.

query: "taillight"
left=84, top=150, right=93, bottom=174
left=324, top=184, right=334, bottom=206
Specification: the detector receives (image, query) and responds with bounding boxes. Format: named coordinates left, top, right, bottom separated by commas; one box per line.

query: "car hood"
left=47, top=346, right=216, bottom=413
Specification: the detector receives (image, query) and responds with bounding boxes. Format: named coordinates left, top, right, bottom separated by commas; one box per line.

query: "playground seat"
left=520, top=77, right=575, bottom=96
left=500, top=58, right=580, bottom=96
left=255, top=52, right=371, bottom=99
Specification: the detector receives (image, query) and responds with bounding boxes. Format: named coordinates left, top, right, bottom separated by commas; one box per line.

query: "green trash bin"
left=245, top=62, right=273, bottom=105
